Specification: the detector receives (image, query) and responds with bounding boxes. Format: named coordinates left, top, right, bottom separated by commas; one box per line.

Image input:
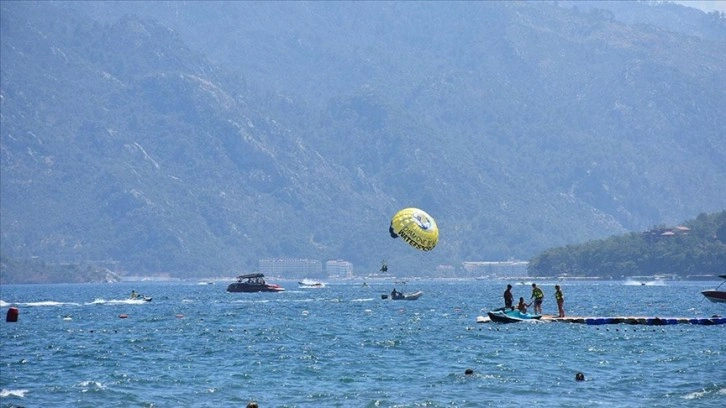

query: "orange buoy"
left=6, top=307, right=19, bottom=322
left=118, top=314, right=129, bottom=319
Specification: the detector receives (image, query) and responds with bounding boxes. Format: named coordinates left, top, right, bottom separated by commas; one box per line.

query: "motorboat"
left=487, top=308, right=542, bottom=323
left=129, top=291, right=152, bottom=302
left=298, top=279, right=325, bottom=288
left=227, top=273, right=284, bottom=293
left=385, top=290, right=423, bottom=300
left=701, top=275, right=726, bottom=303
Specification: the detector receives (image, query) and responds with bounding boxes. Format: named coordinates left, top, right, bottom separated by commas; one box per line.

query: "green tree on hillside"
left=528, top=211, right=726, bottom=278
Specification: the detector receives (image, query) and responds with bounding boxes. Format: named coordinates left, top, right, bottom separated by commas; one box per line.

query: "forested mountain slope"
left=1, top=2, right=724, bottom=277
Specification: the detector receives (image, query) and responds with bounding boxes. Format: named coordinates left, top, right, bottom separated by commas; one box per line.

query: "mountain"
left=1, top=1, right=725, bottom=278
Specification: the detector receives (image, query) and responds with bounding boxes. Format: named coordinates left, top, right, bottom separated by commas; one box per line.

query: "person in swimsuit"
left=516, top=297, right=530, bottom=313
left=554, top=284, right=565, bottom=317
left=503, top=284, right=514, bottom=309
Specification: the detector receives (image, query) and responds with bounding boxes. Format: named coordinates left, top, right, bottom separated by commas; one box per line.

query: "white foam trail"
left=88, top=298, right=147, bottom=305
left=2, top=301, right=81, bottom=307
left=0, top=388, right=28, bottom=397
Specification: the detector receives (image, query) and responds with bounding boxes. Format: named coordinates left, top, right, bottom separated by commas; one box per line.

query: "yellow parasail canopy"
left=389, top=208, right=439, bottom=251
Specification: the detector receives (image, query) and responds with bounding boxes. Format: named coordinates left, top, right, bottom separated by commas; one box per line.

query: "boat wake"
left=1, top=298, right=152, bottom=307
left=89, top=298, right=149, bottom=305
left=0, top=300, right=81, bottom=307
left=624, top=279, right=665, bottom=286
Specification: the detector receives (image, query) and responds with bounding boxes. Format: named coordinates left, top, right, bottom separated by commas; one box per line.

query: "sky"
left=672, top=0, right=726, bottom=12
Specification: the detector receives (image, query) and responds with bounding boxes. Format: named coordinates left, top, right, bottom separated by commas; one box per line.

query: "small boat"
left=390, top=291, right=423, bottom=300
left=487, top=308, right=542, bottom=323
left=298, top=279, right=325, bottom=288
left=701, top=275, right=726, bottom=303
left=130, top=291, right=152, bottom=302
left=227, top=273, right=285, bottom=293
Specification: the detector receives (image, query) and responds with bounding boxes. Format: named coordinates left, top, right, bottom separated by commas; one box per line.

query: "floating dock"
left=546, top=316, right=725, bottom=325
left=477, top=315, right=726, bottom=325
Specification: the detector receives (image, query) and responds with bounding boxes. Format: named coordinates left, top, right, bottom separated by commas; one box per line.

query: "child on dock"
left=516, top=297, right=530, bottom=313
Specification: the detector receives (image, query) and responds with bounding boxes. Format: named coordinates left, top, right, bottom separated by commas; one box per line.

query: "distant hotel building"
left=643, top=226, right=690, bottom=241
left=259, top=258, right=322, bottom=279
left=325, top=259, right=354, bottom=278
left=258, top=258, right=354, bottom=279
left=436, top=264, right=456, bottom=278
left=461, top=261, right=529, bottom=278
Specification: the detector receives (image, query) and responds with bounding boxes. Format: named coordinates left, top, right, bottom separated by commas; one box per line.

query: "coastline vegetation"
left=0, top=256, right=120, bottom=285
left=527, top=211, right=726, bottom=279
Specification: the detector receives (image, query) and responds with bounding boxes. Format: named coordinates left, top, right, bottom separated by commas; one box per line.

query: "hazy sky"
left=673, top=0, right=726, bottom=12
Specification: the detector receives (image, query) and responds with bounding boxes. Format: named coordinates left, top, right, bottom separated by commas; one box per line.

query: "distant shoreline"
left=2, top=274, right=723, bottom=285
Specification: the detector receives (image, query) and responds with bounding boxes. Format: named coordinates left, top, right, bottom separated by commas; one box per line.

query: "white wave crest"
left=88, top=298, right=147, bottom=305
left=4, top=301, right=81, bottom=307
left=682, top=386, right=726, bottom=400
left=76, top=381, right=106, bottom=392
left=0, top=388, right=28, bottom=398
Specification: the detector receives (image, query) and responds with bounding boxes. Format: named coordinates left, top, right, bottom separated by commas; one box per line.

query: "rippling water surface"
left=1, top=279, right=725, bottom=407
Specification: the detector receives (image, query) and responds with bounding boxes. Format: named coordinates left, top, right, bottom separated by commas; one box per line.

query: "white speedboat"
left=298, top=279, right=325, bottom=288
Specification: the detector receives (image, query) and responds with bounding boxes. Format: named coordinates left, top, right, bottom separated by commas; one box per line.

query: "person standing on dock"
left=531, top=283, right=544, bottom=314
left=554, top=284, right=565, bottom=317
left=503, top=284, right=514, bottom=309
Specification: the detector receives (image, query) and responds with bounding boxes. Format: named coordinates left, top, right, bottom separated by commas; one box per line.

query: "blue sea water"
left=1, top=279, right=724, bottom=407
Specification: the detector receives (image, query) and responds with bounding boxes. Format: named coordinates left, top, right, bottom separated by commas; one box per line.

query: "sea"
left=1, top=278, right=724, bottom=408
